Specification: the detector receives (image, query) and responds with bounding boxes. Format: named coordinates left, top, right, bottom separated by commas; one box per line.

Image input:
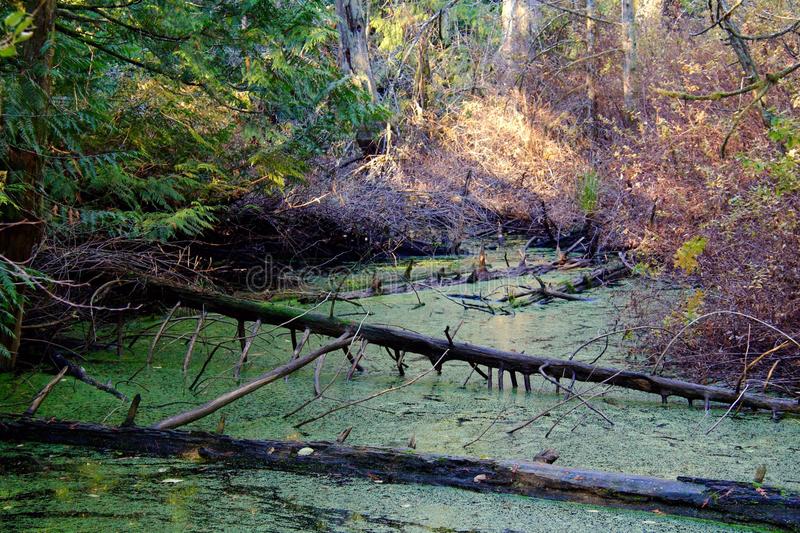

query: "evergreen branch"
left=55, top=22, right=262, bottom=114
left=86, top=7, right=194, bottom=42
left=57, top=0, right=144, bottom=11
left=55, top=22, right=190, bottom=81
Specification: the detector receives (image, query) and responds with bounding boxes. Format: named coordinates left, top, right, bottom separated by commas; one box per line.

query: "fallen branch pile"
left=499, top=264, right=628, bottom=305
left=330, top=248, right=601, bottom=302
left=0, top=415, right=797, bottom=530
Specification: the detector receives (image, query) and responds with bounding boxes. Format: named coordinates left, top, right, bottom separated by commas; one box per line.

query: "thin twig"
left=147, top=302, right=181, bottom=366
left=706, top=385, right=749, bottom=435
left=294, top=350, right=450, bottom=428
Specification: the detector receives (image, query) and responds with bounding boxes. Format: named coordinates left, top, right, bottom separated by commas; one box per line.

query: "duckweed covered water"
left=0, top=443, right=769, bottom=532
left=1, top=245, right=796, bottom=531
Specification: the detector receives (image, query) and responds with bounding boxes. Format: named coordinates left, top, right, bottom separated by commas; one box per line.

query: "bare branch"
left=153, top=331, right=354, bottom=430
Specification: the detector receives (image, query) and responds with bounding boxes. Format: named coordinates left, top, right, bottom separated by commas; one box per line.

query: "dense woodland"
left=1, top=0, right=800, bottom=530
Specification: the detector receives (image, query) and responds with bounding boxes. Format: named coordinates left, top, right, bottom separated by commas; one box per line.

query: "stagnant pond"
left=1, top=245, right=797, bottom=532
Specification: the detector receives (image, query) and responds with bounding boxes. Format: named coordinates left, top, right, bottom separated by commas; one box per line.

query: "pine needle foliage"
left=0, top=0, right=387, bottom=351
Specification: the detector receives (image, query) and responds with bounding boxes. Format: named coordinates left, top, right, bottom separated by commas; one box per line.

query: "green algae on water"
left=0, top=246, right=796, bottom=531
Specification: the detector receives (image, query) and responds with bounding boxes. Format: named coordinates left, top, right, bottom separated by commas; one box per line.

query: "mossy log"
left=330, top=262, right=558, bottom=300
left=500, top=264, right=628, bottom=305
left=149, top=280, right=800, bottom=414
left=0, top=415, right=798, bottom=530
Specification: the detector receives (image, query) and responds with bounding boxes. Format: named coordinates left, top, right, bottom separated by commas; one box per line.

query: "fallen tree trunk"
left=0, top=415, right=797, bottom=530
left=148, top=280, right=800, bottom=414
left=501, top=264, right=628, bottom=305
left=328, top=262, right=558, bottom=300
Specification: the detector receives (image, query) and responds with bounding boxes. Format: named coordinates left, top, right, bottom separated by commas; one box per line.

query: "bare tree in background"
left=621, top=0, right=638, bottom=120
left=586, top=0, right=598, bottom=145
left=714, top=0, right=773, bottom=128
left=335, top=0, right=378, bottom=102
left=498, top=0, right=542, bottom=76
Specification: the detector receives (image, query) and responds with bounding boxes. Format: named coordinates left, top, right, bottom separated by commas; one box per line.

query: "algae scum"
left=1, top=246, right=797, bottom=532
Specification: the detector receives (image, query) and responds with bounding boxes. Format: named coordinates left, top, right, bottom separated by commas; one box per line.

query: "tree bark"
left=585, top=0, right=598, bottom=145
left=0, top=0, right=57, bottom=369
left=499, top=0, right=541, bottom=63
left=148, top=279, right=800, bottom=414
left=335, top=0, right=377, bottom=101
left=1, top=415, right=799, bottom=529
left=621, top=0, right=638, bottom=121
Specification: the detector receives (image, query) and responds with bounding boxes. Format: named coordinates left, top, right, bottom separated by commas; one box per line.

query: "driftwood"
left=122, top=393, right=141, bottom=427
left=0, top=415, right=798, bottom=530
left=507, top=276, right=588, bottom=303
left=147, top=301, right=181, bottom=365
left=149, top=281, right=800, bottom=414
left=233, top=319, right=261, bottom=380
left=533, top=448, right=560, bottom=464
left=500, top=264, right=628, bottom=305
left=286, top=327, right=311, bottom=383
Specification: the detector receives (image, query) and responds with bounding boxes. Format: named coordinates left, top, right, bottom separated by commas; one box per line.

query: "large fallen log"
left=0, top=415, right=797, bottom=530
left=331, top=261, right=558, bottom=300
left=148, top=280, right=800, bottom=414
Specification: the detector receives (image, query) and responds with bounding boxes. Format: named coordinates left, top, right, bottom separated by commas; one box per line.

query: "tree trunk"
left=621, top=0, right=638, bottom=121
left=2, top=415, right=799, bottom=530
left=335, top=0, right=383, bottom=154
left=413, top=33, right=431, bottom=117
left=499, top=0, right=541, bottom=61
left=715, top=0, right=772, bottom=128
left=148, top=279, right=800, bottom=415
left=335, top=0, right=377, bottom=101
left=586, top=0, right=598, bottom=146
left=0, top=0, right=57, bottom=369
left=497, top=0, right=541, bottom=84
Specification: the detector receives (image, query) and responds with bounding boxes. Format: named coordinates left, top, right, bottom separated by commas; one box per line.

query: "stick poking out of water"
left=153, top=331, right=354, bottom=430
